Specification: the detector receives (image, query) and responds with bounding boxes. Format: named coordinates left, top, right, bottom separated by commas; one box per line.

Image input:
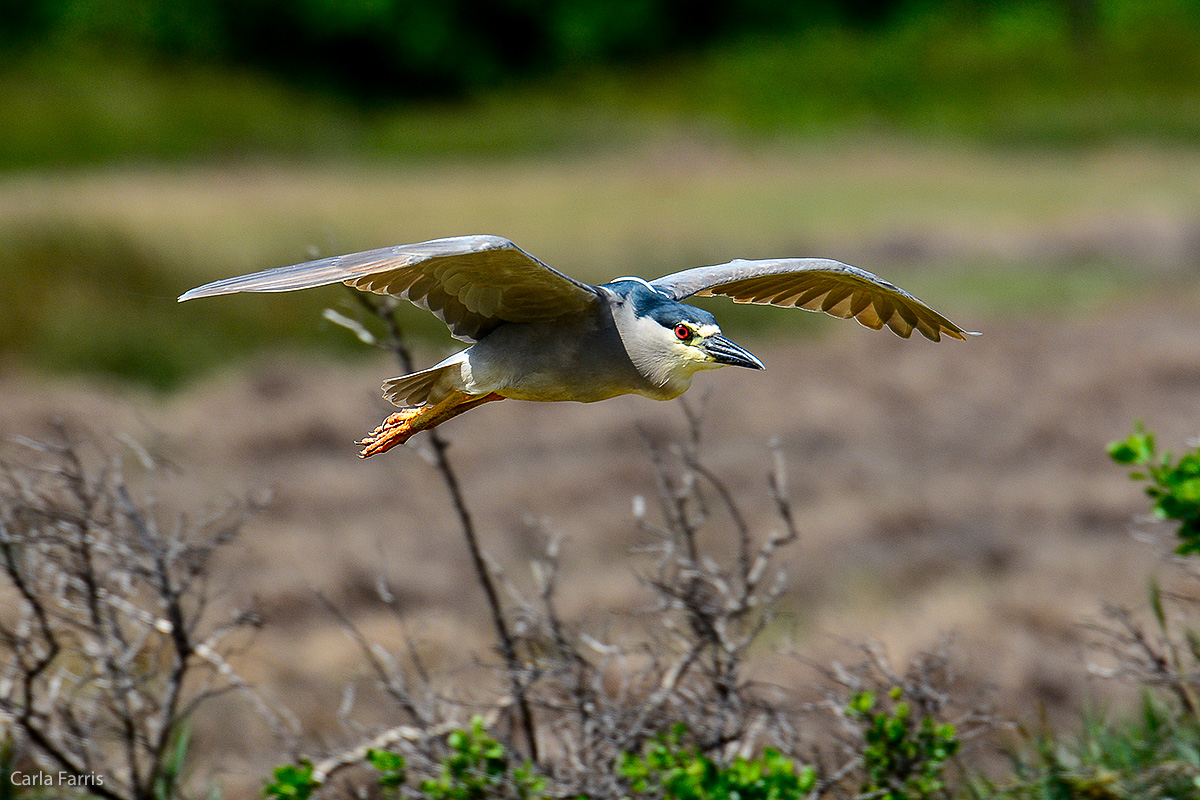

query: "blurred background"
left=2, top=0, right=1200, bottom=794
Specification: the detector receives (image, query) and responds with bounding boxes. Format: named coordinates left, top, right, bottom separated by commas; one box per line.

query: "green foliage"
left=260, top=721, right=546, bottom=800
left=988, top=695, right=1200, bottom=800
left=262, top=750, right=405, bottom=800
left=3, top=1, right=1200, bottom=168
left=975, top=424, right=1200, bottom=799
left=669, top=0, right=1200, bottom=146
left=263, top=760, right=318, bottom=800
left=0, top=1, right=916, bottom=100
left=421, top=717, right=548, bottom=800
left=367, top=748, right=407, bottom=798
left=0, top=221, right=387, bottom=391
left=845, top=687, right=960, bottom=800
left=153, top=724, right=192, bottom=800
left=7, top=0, right=1200, bottom=111
left=619, top=723, right=816, bottom=800
left=1108, top=422, right=1200, bottom=554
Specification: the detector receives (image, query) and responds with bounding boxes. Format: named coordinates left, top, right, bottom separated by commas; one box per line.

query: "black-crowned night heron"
left=180, top=234, right=974, bottom=456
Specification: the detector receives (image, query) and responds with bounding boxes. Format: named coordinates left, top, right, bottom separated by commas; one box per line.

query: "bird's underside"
left=179, top=234, right=975, bottom=457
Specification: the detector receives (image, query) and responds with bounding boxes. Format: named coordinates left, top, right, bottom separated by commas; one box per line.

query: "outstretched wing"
left=179, top=234, right=601, bottom=341
left=650, top=258, right=973, bottom=342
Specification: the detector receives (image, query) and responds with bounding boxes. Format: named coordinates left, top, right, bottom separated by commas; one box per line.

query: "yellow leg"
left=358, top=392, right=504, bottom=458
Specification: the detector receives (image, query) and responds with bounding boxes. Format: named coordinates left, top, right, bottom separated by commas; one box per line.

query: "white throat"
left=612, top=302, right=717, bottom=399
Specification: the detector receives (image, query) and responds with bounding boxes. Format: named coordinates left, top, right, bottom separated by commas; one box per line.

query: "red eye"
left=674, top=324, right=691, bottom=340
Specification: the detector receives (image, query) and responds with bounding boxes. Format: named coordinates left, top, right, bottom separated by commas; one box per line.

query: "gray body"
left=404, top=280, right=732, bottom=406
left=179, top=235, right=973, bottom=414
left=463, top=300, right=646, bottom=402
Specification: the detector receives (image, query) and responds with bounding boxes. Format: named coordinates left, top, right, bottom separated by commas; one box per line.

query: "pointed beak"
left=702, top=334, right=765, bottom=370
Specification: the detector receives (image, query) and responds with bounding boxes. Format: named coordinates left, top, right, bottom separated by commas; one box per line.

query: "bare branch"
left=0, top=431, right=265, bottom=800
left=345, top=288, right=540, bottom=763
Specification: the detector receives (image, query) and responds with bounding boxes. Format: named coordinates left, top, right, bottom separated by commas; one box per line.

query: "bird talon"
left=356, top=393, right=505, bottom=458
left=357, top=409, right=422, bottom=458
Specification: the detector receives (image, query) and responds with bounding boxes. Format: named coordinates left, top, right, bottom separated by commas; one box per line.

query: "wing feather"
left=179, top=234, right=600, bottom=341
left=855, top=302, right=885, bottom=330
left=650, top=257, right=973, bottom=342
left=849, top=292, right=872, bottom=317
left=821, top=286, right=856, bottom=317
left=873, top=294, right=898, bottom=335
left=794, top=284, right=831, bottom=310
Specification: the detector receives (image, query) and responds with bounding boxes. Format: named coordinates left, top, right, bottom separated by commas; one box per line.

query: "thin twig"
left=0, top=432, right=268, bottom=800
left=317, top=592, right=432, bottom=729
left=349, top=289, right=540, bottom=763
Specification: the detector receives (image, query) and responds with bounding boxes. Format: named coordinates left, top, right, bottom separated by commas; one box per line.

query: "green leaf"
left=1149, top=577, right=1166, bottom=629
left=620, top=724, right=815, bottom=800
left=263, top=760, right=318, bottom=800
left=367, top=748, right=406, bottom=790
left=848, top=691, right=876, bottom=716
left=1112, top=423, right=1200, bottom=555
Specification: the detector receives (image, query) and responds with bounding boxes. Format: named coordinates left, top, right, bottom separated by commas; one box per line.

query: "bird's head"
left=607, top=279, right=764, bottom=389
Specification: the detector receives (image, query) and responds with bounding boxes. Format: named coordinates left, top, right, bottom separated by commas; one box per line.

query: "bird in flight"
left=180, top=235, right=973, bottom=457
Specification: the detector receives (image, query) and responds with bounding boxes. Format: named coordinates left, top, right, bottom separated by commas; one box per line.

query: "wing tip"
left=937, top=327, right=981, bottom=342
left=177, top=284, right=229, bottom=302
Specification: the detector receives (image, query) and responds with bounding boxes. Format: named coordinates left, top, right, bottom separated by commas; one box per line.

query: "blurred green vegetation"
left=0, top=221, right=379, bottom=390
left=1, top=0, right=1199, bottom=168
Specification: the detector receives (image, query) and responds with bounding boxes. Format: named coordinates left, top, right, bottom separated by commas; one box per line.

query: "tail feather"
left=381, top=362, right=458, bottom=407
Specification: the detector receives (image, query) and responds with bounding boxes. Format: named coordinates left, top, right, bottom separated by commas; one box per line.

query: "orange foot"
left=357, top=392, right=505, bottom=458
left=358, top=408, right=424, bottom=458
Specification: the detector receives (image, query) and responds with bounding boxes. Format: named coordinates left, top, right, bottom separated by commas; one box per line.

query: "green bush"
left=845, top=688, right=960, bottom=800
left=980, top=424, right=1200, bottom=800
left=263, top=719, right=544, bottom=800
left=1108, top=422, right=1200, bottom=554
left=0, top=0, right=933, bottom=99
left=420, top=718, right=547, bottom=800
left=619, top=723, right=816, bottom=800
left=260, top=720, right=821, bottom=800
left=988, top=697, right=1200, bottom=800
left=367, top=749, right=407, bottom=799
left=262, top=760, right=319, bottom=800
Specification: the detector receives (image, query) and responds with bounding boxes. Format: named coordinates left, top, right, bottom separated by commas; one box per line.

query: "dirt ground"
left=2, top=283, right=1198, bottom=795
